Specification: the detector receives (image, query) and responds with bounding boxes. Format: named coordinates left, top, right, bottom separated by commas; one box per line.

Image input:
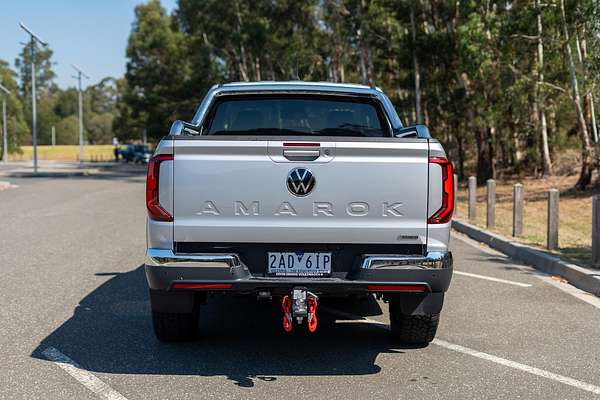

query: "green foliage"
left=55, top=115, right=79, bottom=145
left=5, top=0, right=600, bottom=186
left=9, top=39, right=120, bottom=147
left=87, top=112, right=114, bottom=144
left=114, top=0, right=192, bottom=140
left=14, top=42, right=56, bottom=100
left=0, top=60, right=28, bottom=155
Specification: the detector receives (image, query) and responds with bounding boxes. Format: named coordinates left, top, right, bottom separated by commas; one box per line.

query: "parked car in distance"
left=120, top=144, right=152, bottom=164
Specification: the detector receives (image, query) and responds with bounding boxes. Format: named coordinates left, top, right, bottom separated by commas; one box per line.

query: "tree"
left=114, top=0, right=598, bottom=188
left=118, top=0, right=193, bottom=140
left=560, top=0, right=595, bottom=189
left=55, top=115, right=79, bottom=145
left=14, top=41, right=57, bottom=145
left=87, top=113, right=114, bottom=144
left=14, top=41, right=56, bottom=102
left=0, top=60, right=28, bottom=153
left=535, top=0, right=553, bottom=176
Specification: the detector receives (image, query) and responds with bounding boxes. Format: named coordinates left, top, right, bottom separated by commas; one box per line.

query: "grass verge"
left=455, top=175, right=597, bottom=268
left=9, top=145, right=115, bottom=162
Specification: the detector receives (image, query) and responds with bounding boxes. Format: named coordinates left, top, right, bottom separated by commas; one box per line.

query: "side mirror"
left=394, top=124, right=431, bottom=139
left=169, top=120, right=201, bottom=136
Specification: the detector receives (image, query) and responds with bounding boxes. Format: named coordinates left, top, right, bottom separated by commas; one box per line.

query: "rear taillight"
left=428, top=156, right=454, bottom=224
left=146, top=154, right=173, bottom=222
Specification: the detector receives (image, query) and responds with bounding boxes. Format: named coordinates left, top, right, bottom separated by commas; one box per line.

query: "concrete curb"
left=2, top=169, right=101, bottom=178
left=452, top=219, right=600, bottom=297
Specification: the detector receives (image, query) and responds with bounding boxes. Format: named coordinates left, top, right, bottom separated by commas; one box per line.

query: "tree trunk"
left=475, top=127, right=494, bottom=184
left=590, top=95, right=599, bottom=143
left=234, top=3, right=249, bottom=82
left=577, top=28, right=599, bottom=143
left=356, top=1, right=372, bottom=86
left=456, top=122, right=465, bottom=179
left=410, top=2, right=423, bottom=124
left=513, top=129, right=521, bottom=166
left=535, top=0, right=552, bottom=176
left=254, top=57, right=261, bottom=81
left=560, top=0, right=594, bottom=189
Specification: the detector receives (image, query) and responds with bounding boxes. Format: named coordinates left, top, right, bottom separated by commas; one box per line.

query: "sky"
left=0, top=0, right=177, bottom=89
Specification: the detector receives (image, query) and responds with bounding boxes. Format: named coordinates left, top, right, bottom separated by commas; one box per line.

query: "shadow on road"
left=32, top=265, right=420, bottom=387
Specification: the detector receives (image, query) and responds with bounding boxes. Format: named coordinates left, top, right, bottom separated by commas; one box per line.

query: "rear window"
left=205, top=95, right=390, bottom=137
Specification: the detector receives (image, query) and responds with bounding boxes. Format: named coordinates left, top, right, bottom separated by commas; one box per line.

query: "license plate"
left=268, top=252, right=332, bottom=276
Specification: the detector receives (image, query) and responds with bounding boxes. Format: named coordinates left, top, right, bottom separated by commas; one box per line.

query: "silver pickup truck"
left=145, top=81, right=454, bottom=343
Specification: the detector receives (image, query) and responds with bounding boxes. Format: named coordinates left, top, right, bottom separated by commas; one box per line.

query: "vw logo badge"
left=287, top=168, right=315, bottom=197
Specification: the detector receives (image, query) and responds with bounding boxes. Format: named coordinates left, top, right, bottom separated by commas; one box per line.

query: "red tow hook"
left=307, top=295, right=318, bottom=333
left=281, top=288, right=319, bottom=333
left=281, top=295, right=293, bottom=333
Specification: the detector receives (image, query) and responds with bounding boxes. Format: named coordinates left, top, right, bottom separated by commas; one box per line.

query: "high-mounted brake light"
left=283, top=142, right=320, bottom=147
left=146, top=154, right=173, bottom=221
left=428, top=156, right=454, bottom=224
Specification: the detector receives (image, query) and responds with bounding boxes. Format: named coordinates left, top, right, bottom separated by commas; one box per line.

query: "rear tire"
left=389, top=299, right=439, bottom=344
left=152, top=311, right=199, bottom=342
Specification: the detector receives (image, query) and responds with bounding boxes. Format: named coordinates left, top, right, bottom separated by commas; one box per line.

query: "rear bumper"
left=144, top=249, right=453, bottom=294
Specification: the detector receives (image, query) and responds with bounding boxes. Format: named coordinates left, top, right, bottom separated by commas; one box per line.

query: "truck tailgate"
left=173, top=138, right=429, bottom=245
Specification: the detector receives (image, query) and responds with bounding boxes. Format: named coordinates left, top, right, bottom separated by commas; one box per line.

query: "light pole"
left=19, top=22, right=47, bottom=174
left=0, top=82, right=10, bottom=164
left=71, top=64, right=88, bottom=165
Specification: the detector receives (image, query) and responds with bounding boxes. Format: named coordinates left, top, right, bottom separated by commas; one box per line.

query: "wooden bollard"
left=547, top=189, right=559, bottom=250
left=486, top=179, right=495, bottom=229
left=593, top=195, right=600, bottom=268
left=512, top=184, right=523, bottom=237
left=468, top=176, right=477, bottom=222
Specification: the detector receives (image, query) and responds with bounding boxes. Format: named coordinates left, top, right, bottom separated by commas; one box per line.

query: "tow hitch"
left=281, top=288, right=318, bottom=333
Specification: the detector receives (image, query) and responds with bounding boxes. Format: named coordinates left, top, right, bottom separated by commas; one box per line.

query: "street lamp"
left=0, top=82, right=10, bottom=164
left=71, top=64, right=88, bottom=165
left=19, top=22, right=47, bottom=174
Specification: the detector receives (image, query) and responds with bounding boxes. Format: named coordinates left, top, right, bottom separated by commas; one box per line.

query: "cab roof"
left=191, top=81, right=402, bottom=128
left=214, top=81, right=382, bottom=95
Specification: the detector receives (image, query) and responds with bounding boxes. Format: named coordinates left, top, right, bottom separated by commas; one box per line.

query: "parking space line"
left=323, top=308, right=600, bottom=396
left=454, top=270, right=532, bottom=287
left=432, top=339, right=600, bottom=395
left=535, top=274, right=600, bottom=310
left=452, top=232, right=600, bottom=310
left=42, top=347, right=129, bottom=400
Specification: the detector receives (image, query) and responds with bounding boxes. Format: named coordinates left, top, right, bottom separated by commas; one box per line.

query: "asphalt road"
left=1, top=167, right=599, bottom=399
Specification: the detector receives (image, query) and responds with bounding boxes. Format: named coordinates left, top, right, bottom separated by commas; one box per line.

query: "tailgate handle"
left=283, top=149, right=320, bottom=161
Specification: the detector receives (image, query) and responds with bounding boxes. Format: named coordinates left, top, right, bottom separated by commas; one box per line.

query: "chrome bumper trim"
left=146, top=249, right=242, bottom=268
left=360, top=251, right=452, bottom=270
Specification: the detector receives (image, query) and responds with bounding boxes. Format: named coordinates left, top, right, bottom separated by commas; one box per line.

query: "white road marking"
left=323, top=308, right=600, bottom=396
left=537, top=274, right=600, bottom=310
left=432, top=339, right=600, bottom=395
left=452, top=232, right=600, bottom=310
left=42, top=347, right=129, bottom=400
left=453, top=270, right=532, bottom=287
